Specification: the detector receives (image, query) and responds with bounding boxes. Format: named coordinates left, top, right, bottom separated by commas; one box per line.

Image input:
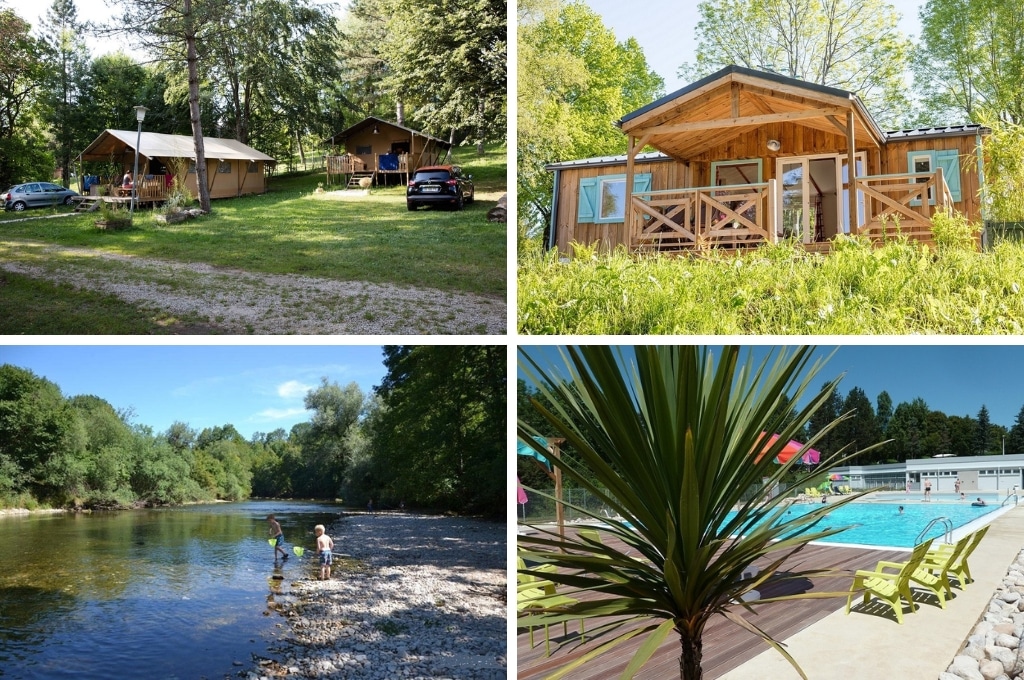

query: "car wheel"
left=466, top=189, right=475, bottom=204
left=12, top=201, right=26, bottom=212
left=63, top=195, right=75, bottom=205
left=407, top=202, right=417, bottom=211
left=454, top=194, right=465, bottom=211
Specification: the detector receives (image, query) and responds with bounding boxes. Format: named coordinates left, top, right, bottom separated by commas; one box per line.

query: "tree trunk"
left=678, top=629, right=703, bottom=680
left=184, top=0, right=211, bottom=213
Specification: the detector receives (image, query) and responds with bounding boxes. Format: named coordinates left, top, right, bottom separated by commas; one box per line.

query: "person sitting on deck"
left=121, top=172, right=133, bottom=188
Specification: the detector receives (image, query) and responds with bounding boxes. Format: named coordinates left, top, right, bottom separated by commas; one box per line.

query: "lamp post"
left=130, top=105, right=148, bottom=220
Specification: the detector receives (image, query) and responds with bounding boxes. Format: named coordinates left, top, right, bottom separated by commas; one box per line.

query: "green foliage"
left=364, top=346, right=505, bottom=515
left=518, top=346, right=882, bottom=679
left=931, top=211, right=981, bottom=252
left=0, top=9, right=50, bottom=187
left=518, top=236, right=1024, bottom=334
left=979, top=118, right=1024, bottom=222
left=517, top=0, right=664, bottom=238
left=686, top=0, right=913, bottom=128
left=914, top=0, right=1024, bottom=125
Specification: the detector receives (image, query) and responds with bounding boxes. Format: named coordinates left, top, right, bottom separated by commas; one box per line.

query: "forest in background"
left=518, top=375, right=1024, bottom=491
left=0, top=0, right=506, bottom=189
left=0, top=346, right=505, bottom=517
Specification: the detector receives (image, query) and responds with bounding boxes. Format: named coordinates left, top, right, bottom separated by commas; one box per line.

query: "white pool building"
left=832, top=453, right=1024, bottom=494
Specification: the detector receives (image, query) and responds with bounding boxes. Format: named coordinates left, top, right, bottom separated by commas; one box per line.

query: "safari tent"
left=546, top=65, right=991, bottom=255
left=78, top=130, right=277, bottom=201
left=324, top=116, right=451, bottom=186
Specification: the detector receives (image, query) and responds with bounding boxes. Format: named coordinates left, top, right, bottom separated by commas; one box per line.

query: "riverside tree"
left=518, top=346, right=884, bottom=679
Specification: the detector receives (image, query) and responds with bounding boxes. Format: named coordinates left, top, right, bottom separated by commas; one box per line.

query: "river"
left=0, top=500, right=343, bottom=679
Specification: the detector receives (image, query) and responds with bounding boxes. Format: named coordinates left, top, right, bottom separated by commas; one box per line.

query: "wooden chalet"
left=78, top=130, right=276, bottom=202
left=325, top=116, right=451, bottom=187
left=546, top=65, right=990, bottom=255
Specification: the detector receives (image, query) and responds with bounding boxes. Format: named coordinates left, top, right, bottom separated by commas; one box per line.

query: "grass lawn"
left=0, top=271, right=216, bottom=334
left=0, top=145, right=506, bottom=297
left=518, top=234, right=1024, bottom=334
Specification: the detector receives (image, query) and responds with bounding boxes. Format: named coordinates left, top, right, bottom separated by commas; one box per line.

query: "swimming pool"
left=762, top=500, right=1000, bottom=548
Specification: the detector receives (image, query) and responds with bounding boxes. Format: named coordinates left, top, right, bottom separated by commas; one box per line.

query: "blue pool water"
left=753, top=500, right=999, bottom=548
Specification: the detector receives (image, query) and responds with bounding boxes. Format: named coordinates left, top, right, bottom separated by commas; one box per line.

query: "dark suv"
left=406, top=165, right=474, bottom=211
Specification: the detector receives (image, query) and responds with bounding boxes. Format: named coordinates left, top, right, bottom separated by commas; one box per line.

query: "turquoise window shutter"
left=633, top=173, right=652, bottom=194
left=935, top=149, right=962, bottom=202
left=578, top=177, right=598, bottom=223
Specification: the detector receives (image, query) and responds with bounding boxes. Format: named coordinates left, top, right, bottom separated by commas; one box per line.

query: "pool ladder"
left=916, top=517, right=953, bottom=546
left=1002, top=493, right=1019, bottom=507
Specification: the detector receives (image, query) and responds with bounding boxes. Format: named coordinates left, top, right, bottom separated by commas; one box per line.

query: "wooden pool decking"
left=517, top=530, right=907, bottom=680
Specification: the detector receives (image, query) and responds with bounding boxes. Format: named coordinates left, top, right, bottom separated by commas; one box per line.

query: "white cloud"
left=251, top=407, right=310, bottom=422
left=277, top=380, right=313, bottom=399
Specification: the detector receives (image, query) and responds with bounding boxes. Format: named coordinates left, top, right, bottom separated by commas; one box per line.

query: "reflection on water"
left=0, top=500, right=341, bottom=679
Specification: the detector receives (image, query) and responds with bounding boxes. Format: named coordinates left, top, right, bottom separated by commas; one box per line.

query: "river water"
left=0, top=500, right=343, bottom=679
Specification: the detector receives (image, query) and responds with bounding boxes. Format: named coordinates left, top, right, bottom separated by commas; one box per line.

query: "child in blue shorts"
left=315, top=524, right=334, bottom=580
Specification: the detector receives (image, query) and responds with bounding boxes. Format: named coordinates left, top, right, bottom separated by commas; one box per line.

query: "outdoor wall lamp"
left=767, top=139, right=781, bottom=152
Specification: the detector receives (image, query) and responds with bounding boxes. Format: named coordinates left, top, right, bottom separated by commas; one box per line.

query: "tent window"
left=247, top=161, right=258, bottom=173
left=356, top=145, right=372, bottom=155
left=188, top=162, right=197, bottom=174
left=217, top=161, right=231, bottom=174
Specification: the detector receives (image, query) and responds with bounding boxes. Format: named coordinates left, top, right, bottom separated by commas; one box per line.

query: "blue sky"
left=519, top=345, right=1024, bottom=428
left=0, top=345, right=387, bottom=439
left=584, top=0, right=926, bottom=91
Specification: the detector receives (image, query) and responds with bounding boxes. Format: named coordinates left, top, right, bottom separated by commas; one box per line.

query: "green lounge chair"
left=517, top=556, right=584, bottom=655
left=927, top=525, right=989, bottom=587
left=845, top=539, right=933, bottom=624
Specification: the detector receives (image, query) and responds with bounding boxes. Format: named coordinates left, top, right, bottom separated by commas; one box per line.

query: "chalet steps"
left=347, top=171, right=376, bottom=189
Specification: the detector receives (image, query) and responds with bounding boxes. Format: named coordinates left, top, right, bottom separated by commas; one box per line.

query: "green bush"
left=518, top=229, right=1024, bottom=334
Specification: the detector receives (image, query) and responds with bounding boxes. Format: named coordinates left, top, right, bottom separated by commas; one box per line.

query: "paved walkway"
left=720, top=503, right=1024, bottom=680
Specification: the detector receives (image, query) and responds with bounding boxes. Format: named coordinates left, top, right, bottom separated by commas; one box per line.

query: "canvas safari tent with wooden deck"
left=77, top=130, right=276, bottom=202
left=546, top=65, right=990, bottom=256
left=324, top=116, right=451, bottom=187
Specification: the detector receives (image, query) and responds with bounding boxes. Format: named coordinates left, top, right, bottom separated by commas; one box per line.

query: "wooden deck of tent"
left=517, top=528, right=908, bottom=680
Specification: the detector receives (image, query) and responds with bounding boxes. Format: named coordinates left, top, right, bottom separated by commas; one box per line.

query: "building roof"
left=79, top=130, right=276, bottom=163
left=619, top=64, right=860, bottom=127
left=326, top=116, right=451, bottom=148
left=545, top=151, right=670, bottom=171
left=884, top=124, right=991, bottom=140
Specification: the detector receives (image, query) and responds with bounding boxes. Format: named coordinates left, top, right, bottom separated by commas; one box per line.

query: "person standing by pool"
left=924, top=479, right=932, bottom=501
left=955, top=478, right=962, bottom=495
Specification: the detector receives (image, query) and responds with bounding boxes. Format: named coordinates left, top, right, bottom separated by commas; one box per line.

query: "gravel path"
left=0, top=242, right=506, bottom=334
left=253, top=513, right=506, bottom=680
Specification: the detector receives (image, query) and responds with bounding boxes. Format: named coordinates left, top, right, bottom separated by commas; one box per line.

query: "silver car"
left=3, top=182, right=79, bottom=211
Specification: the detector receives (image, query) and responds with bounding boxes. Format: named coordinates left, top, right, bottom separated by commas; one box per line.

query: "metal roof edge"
left=544, top=151, right=671, bottom=172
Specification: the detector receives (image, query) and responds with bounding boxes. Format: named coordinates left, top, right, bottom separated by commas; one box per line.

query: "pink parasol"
left=754, top=432, right=821, bottom=465
left=516, top=476, right=528, bottom=505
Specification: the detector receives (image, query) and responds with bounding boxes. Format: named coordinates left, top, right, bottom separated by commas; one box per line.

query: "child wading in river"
left=315, top=524, right=334, bottom=580
left=267, top=514, right=288, bottom=561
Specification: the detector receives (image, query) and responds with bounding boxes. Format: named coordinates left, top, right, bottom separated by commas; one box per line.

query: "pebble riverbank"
left=245, top=513, right=506, bottom=680
left=943, top=550, right=1024, bottom=680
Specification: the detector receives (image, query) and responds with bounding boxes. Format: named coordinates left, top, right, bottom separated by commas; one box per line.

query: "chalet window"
left=217, top=160, right=231, bottom=174
left=356, top=145, right=372, bottom=155
left=577, top=173, right=652, bottom=224
left=907, top=149, right=962, bottom=205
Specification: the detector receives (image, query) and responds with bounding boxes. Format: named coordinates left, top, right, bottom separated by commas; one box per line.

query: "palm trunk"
left=678, top=626, right=703, bottom=680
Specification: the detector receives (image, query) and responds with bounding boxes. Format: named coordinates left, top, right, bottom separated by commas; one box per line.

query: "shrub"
left=931, top=211, right=981, bottom=252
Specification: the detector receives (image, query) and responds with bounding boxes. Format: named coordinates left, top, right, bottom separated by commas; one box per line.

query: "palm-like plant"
left=517, top=346, right=885, bottom=680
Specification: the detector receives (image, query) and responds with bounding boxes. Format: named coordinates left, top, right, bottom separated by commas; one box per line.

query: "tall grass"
left=518, top=225, right=1024, bottom=334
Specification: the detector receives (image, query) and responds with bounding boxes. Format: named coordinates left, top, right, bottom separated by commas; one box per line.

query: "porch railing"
left=630, top=180, right=778, bottom=252
left=854, top=168, right=952, bottom=244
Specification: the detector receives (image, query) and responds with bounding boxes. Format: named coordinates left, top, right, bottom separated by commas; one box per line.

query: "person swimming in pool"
left=972, top=497, right=986, bottom=507
left=898, top=505, right=904, bottom=514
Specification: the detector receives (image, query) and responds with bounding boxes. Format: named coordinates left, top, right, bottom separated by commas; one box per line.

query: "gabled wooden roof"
left=617, top=65, right=886, bottom=160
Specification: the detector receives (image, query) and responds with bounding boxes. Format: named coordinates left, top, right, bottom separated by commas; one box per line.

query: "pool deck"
left=517, top=503, right=1024, bottom=679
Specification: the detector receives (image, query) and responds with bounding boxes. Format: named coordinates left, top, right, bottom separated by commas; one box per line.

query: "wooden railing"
left=326, top=154, right=366, bottom=175
left=630, top=180, right=778, bottom=252
left=854, top=168, right=952, bottom=244
left=376, top=152, right=409, bottom=173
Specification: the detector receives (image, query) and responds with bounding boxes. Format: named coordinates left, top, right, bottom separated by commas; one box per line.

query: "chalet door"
left=778, top=158, right=811, bottom=243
